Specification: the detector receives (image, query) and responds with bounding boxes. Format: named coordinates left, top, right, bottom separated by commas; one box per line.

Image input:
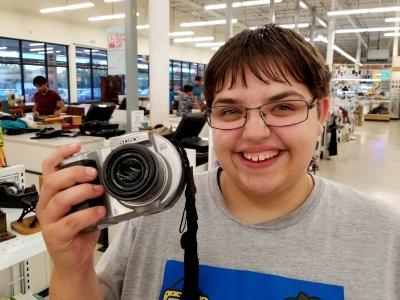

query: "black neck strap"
left=172, top=140, right=200, bottom=300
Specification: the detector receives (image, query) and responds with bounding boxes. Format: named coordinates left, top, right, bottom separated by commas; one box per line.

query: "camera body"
left=61, top=131, right=185, bottom=229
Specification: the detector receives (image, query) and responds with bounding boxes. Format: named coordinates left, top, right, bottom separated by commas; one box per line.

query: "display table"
left=3, top=133, right=105, bottom=187
left=3, top=133, right=105, bottom=173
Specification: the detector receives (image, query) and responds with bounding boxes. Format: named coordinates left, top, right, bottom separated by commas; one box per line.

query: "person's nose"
left=242, top=109, right=271, bottom=140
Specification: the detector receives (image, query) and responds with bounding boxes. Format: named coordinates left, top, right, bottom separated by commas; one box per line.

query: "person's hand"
left=53, top=110, right=61, bottom=117
left=36, top=144, right=106, bottom=275
left=33, top=111, right=39, bottom=118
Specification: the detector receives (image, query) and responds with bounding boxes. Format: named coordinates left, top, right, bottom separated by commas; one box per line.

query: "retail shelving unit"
left=0, top=208, right=48, bottom=297
left=363, top=100, right=391, bottom=121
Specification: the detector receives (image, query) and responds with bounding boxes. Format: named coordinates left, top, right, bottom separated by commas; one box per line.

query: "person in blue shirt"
left=193, top=76, right=202, bottom=103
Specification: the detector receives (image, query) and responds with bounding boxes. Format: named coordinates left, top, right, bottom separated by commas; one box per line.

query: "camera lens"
left=115, top=156, right=144, bottom=185
left=102, top=144, right=164, bottom=203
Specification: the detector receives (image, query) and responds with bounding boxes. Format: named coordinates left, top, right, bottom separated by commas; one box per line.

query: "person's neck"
left=219, top=172, right=314, bottom=224
left=41, top=88, right=48, bottom=95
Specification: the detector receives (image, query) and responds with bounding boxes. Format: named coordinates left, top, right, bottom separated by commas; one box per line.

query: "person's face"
left=212, top=67, right=328, bottom=197
left=34, top=83, right=47, bottom=94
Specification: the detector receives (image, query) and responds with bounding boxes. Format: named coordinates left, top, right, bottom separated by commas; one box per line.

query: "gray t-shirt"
left=96, top=168, right=400, bottom=299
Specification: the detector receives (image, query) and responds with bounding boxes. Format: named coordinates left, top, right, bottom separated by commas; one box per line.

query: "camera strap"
left=172, top=140, right=200, bottom=300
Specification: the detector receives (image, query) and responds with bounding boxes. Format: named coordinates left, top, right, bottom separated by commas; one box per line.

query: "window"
left=0, top=37, right=69, bottom=103
left=76, top=47, right=108, bottom=103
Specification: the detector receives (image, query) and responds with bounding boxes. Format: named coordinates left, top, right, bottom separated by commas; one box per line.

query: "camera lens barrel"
left=101, top=144, right=164, bottom=205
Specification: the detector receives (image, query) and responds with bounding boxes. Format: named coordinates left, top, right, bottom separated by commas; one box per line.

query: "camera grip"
left=61, top=159, right=105, bottom=213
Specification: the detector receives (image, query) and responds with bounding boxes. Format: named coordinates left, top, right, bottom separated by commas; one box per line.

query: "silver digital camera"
left=61, top=131, right=185, bottom=229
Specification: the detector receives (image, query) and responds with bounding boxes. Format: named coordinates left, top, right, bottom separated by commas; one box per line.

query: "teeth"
left=243, top=151, right=279, bottom=162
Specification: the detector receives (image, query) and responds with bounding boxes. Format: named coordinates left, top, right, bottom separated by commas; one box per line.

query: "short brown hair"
left=204, top=24, right=331, bottom=108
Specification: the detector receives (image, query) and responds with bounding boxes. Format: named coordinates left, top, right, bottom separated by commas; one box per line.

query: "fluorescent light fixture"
left=30, top=48, right=53, bottom=52
left=104, top=0, right=124, bottom=2
left=306, top=35, right=363, bottom=65
left=40, top=2, right=94, bottom=13
left=88, top=14, right=125, bottom=21
left=317, top=17, right=327, bottom=28
left=137, top=24, right=150, bottom=29
left=327, top=6, right=400, bottom=16
left=29, top=43, right=44, bottom=46
left=384, top=32, right=400, bottom=37
left=336, top=27, right=400, bottom=33
left=168, top=31, right=194, bottom=37
left=173, top=36, right=215, bottom=43
left=280, top=23, right=309, bottom=29
left=195, top=42, right=225, bottom=47
left=205, top=0, right=281, bottom=10
left=0, top=47, right=7, bottom=50
left=299, top=1, right=307, bottom=9
left=385, top=17, right=400, bottom=23
left=180, top=19, right=237, bottom=27
left=211, top=46, right=220, bottom=51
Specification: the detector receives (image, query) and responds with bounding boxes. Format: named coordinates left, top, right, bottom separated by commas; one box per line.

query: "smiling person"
left=32, top=75, right=66, bottom=117
left=36, top=24, right=400, bottom=300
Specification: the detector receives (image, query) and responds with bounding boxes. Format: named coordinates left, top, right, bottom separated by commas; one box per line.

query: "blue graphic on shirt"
left=159, top=260, right=344, bottom=300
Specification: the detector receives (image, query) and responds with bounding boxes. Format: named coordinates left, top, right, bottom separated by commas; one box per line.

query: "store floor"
left=318, top=120, right=400, bottom=210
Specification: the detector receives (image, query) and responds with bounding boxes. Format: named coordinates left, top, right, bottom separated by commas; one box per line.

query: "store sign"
left=107, top=26, right=126, bottom=75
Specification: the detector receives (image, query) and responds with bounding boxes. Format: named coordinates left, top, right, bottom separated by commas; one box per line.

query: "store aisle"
left=318, top=120, right=400, bottom=210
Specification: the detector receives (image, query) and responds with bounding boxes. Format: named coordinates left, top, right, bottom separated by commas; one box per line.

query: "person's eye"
left=271, top=102, right=297, bottom=111
left=214, top=106, right=243, bottom=117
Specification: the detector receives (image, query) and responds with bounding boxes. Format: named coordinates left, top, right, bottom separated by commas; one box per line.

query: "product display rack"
left=0, top=209, right=48, bottom=297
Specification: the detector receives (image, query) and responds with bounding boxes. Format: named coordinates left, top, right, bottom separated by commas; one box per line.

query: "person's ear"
left=317, top=97, right=329, bottom=135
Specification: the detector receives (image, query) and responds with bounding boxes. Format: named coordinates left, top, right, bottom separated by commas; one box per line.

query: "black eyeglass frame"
left=204, top=98, right=318, bottom=130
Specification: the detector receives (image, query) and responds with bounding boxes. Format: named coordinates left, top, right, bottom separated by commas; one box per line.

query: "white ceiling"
left=1, top=0, right=399, bottom=65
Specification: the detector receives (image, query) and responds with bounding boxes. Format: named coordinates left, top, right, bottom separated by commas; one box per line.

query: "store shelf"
left=364, top=114, right=391, bottom=121
left=0, top=208, right=46, bottom=271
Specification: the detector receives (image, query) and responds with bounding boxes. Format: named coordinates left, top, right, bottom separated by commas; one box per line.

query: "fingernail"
left=96, top=206, right=106, bottom=216
left=92, top=184, right=103, bottom=192
left=86, top=167, right=97, bottom=176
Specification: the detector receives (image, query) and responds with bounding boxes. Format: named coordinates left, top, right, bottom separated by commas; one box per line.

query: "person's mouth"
left=242, top=151, right=279, bottom=162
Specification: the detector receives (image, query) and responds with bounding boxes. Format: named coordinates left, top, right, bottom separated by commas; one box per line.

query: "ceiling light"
left=88, top=13, right=125, bottom=21
left=40, top=2, right=94, bottom=13
left=180, top=19, right=237, bottom=27
left=104, top=0, right=124, bottom=2
left=205, top=0, right=281, bottom=10
left=385, top=17, right=400, bottom=23
left=30, top=48, right=53, bottom=52
left=317, top=17, right=327, bottom=28
left=305, top=35, right=362, bottom=65
left=168, top=31, right=194, bottom=37
left=195, top=42, right=225, bottom=47
left=299, top=1, right=307, bottom=9
left=173, top=37, right=215, bottom=43
left=327, top=6, right=400, bottom=16
left=29, top=43, right=44, bottom=46
left=335, top=27, right=400, bottom=33
left=0, top=47, right=7, bottom=50
left=384, top=32, right=400, bottom=37
left=211, top=46, right=220, bottom=51
left=279, top=23, right=309, bottom=29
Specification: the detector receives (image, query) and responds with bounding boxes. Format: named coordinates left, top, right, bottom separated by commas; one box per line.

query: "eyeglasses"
left=205, top=99, right=317, bottom=130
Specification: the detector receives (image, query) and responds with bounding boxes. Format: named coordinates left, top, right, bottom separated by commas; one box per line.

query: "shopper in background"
left=36, top=24, right=400, bottom=299
left=175, top=84, right=199, bottom=116
left=193, top=75, right=203, bottom=103
left=32, top=75, right=66, bottom=117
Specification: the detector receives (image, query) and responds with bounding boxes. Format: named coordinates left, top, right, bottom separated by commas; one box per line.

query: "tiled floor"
left=318, top=120, right=400, bottom=210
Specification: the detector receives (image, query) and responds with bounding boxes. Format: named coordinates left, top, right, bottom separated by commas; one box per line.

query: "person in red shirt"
left=32, top=76, right=66, bottom=117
